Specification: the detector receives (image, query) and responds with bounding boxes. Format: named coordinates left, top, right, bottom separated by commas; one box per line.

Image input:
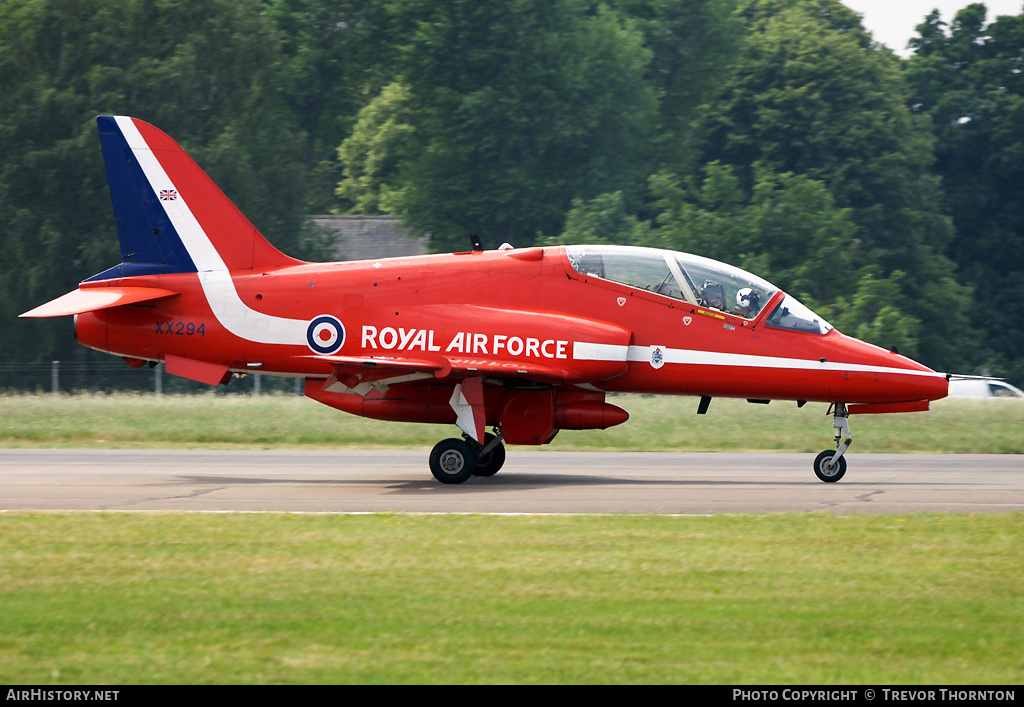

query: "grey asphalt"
left=1, top=449, right=1021, bottom=514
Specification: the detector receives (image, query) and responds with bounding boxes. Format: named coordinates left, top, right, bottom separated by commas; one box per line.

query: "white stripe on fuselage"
left=574, top=342, right=945, bottom=378
left=116, top=116, right=308, bottom=346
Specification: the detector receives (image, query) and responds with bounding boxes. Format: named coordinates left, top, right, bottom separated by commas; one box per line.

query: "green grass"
left=1, top=392, right=1023, bottom=452
left=1, top=512, right=1021, bottom=684
left=3, top=394, right=1021, bottom=684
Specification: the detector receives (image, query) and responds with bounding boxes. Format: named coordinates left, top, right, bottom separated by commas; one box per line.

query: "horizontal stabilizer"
left=20, top=287, right=179, bottom=318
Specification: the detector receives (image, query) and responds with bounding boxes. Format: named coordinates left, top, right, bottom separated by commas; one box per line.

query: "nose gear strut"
left=813, top=403, right=851, bottom=482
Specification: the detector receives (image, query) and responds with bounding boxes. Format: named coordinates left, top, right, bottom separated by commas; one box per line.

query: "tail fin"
left=88, top=116, right=302, bottom=282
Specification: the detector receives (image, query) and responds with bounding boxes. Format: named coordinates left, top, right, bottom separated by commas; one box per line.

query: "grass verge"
left=2, top=392, right=1023, bottom=452
left=1, top=512, right=1021, bottom=684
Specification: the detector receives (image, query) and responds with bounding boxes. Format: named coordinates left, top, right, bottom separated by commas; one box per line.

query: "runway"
left=1, top=449, right=1021, bottom=514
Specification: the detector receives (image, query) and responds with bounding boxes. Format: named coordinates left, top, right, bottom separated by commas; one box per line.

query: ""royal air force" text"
left=361, top=326, right=568, bottom=359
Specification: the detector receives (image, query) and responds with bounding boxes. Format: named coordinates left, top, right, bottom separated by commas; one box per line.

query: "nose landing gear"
left=814, top=403, right=851, bottom=482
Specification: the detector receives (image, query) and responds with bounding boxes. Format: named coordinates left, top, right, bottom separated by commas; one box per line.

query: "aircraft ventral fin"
left=20, top=287, right=179, bottom=318
left=164, top=354, right=230, bottom=386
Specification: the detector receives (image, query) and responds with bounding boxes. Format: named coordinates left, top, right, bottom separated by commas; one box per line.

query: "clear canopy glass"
left=764, top=294, right=832, bottom=334
left=566, top=245, right=777, bottom=320
left=565, top=245, right=832, bottom=334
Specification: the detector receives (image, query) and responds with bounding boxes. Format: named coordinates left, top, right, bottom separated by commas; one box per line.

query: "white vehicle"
left=948, top=379, right=1024, bottom=399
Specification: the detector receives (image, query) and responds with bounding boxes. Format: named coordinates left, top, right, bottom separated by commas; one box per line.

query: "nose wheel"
left=814, top=403, right=851, bottom=482
left=813, top=449, right=847, bottom=482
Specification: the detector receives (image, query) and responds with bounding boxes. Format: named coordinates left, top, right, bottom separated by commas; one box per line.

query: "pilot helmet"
left=736, top=287, right=761, bottom=316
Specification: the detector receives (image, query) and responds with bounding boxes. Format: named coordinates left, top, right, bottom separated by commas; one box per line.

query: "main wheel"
left=813, top=449, right=847, bottom=483
left=429, top=438, right=477, bottom=484
left=472, top=433, right=506, bottom=477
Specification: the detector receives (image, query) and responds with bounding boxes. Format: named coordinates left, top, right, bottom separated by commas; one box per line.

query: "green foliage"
left=554, top=158, right=935, bottom=360
left=335, top=81, right=417, bottom=215
left=685, top=0, right=972, bottom=370
left=337, top=0, right=660, bottom=250
left=1, top=0, right=1020, bottom=383
left=905, top=4, right=1024, bottom=382
left=0, top=0, right=310, bottom=363
left=548, top=191, right=651, bottom=246
left=262, top=0, right=401, bottom=213
left=611, top=0, right=745, bottom=171
left=646, top=163, right=860, bottom=307
left=825, top=269, right=922, bottom=358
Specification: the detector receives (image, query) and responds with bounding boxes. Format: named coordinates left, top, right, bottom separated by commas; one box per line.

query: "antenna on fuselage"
left=470, top=234, right=484, bottom=252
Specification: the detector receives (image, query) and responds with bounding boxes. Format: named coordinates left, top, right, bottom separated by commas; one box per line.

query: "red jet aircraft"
left=23, top=116, right=950, bottom=483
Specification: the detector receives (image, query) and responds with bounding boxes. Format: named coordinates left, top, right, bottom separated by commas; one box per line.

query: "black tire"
left=429, top=438, right=477, bottom=484
left=472, top=433, right=506, bottom=477
left=813, top=449, right=847, bottom=483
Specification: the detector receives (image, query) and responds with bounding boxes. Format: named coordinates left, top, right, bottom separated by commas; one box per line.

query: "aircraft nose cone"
left=830, top=332, right=949, bottom=403
left=884, top=350, right=946, bottom=399
left=881, top=350, right=949, bottom=402
left=918, top=369, right=950, bottom=401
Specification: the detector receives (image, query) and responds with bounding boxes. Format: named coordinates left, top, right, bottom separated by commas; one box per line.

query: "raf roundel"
left=306, top=314, right=345, bottom=355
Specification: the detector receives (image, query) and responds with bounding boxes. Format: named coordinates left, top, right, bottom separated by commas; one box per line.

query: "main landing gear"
left=428, top=430, right=506, bottom=484
left=814, top=403, right=851, bottom=483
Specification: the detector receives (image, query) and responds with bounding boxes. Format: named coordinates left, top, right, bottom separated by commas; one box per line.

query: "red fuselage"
left=23, top=116, right=949, bottom=482
left=76, top=245, right=947, bottom=426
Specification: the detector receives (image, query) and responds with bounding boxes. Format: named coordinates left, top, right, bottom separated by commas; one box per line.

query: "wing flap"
left=20, top=287, right=179, bottom=318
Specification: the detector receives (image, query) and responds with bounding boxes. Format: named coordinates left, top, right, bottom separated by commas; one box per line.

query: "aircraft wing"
left=443, top=357, right=594, bottom=384
left=310, top=351, right=615, bottom=395
left=310, top=354, right=448, bottom=395
left=20, top=287, right=179, bottom=318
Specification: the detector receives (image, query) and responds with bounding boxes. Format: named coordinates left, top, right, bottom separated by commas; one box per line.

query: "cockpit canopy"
left=565, top=245, right=832, bottom=334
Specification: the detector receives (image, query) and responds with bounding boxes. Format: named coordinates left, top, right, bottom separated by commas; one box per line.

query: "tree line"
left=1, top=0, right=1021, bottom=384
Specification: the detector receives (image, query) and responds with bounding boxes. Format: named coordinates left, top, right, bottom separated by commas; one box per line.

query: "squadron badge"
left=650, top=346, right=666, bottom=369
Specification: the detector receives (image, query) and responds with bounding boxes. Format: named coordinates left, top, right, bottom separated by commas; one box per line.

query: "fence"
left=0, top=360, right=304, bottom=395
